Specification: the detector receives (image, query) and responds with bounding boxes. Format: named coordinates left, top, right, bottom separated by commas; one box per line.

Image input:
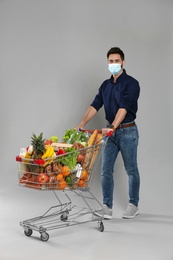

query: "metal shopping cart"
left=16, top=130, right=106, bottom=241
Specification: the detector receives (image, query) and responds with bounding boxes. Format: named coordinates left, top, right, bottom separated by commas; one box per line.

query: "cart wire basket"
left=16, top=131, right=106, bottom=241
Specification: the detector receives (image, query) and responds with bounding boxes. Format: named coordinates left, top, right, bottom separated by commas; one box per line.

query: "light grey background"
left=0, top=0, right=173, bottom=259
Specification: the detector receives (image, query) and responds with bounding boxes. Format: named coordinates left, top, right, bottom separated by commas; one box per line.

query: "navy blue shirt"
left=90, top=69, right=140, bottom=124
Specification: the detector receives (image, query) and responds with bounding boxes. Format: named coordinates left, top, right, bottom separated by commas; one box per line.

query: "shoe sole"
left=93, top=211, right=112, bottom=220
left=104, top=215, right=112, bottom=220
left=122, top=211, right=139, bottom=219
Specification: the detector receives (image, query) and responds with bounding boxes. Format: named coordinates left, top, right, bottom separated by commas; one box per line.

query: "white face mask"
left=108, top=63, right=122, bottom=75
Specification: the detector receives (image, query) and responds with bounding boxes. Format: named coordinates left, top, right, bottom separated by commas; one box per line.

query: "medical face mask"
left=108, top=63, right=122, bottom=75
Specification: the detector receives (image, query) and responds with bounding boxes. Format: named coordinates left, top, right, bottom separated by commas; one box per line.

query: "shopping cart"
left=16, top=131, right=107, bottom=241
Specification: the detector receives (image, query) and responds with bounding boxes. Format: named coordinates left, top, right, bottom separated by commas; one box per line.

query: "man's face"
left=108, top=53, right=124, bottom=67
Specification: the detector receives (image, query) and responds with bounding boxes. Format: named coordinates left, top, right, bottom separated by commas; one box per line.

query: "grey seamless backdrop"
left=0, top=0, right=173, bottom=218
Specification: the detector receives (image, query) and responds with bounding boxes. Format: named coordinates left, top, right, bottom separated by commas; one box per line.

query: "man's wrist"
left=110, top=124, right=116, bottom=132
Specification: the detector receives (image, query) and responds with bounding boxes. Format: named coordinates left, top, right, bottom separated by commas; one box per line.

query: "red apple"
left=44, top=140, right=53, bottom=145
left=36, top=173, right=49, bottom=183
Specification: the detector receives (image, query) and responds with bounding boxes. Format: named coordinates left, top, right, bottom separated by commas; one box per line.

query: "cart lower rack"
left=20, top=190, right=104, bottom=242
left=16, top=133, right=105, bottom=241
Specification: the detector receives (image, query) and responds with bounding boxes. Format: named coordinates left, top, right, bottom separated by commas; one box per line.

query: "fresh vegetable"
left=67, top=131, right=88, bottom=144
left=62, top=129, right=76, bottom=142
left=65, top=176, right=73, bottom=186
left=62, top=129, right=88, bottom=144
left=57, top=149, right=66, bottom=156
left=56, top=147, right=79, bottom=170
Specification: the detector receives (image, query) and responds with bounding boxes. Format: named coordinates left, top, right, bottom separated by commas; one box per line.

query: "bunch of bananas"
left=42, top=145, right=55, bottom=167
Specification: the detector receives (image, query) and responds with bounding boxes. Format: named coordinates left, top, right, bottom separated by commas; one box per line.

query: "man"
left=76, top=47, right=140, bottom=219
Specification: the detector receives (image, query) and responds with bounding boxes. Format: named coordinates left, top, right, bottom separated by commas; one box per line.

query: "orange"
left=80, top=170, right=89, bottom=181
left=61, top=166, right=71, bottom=177
left=58, top=179, right=67, bottom=190
left=78, top=179, right=87, bottom=187
left=56, top=173, right=64, bottom=182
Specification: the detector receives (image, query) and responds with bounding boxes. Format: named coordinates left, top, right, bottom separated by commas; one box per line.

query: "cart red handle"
left=79, top=129, right=113, bottom=137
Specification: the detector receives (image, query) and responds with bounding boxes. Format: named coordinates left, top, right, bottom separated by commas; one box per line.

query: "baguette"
left=82, top=130, right=100, bottom=170
left=89, top=133, right=103, bottom=169
left=87, top=130, right=98, bottom=147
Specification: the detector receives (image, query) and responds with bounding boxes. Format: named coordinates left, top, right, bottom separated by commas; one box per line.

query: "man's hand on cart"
left=101, top=128, right=114, bottom=137
left=75, top=127, right=113, bottom=137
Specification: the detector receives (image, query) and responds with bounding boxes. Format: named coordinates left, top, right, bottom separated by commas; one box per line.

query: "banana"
left=42, top=147, right=55, bottom=167
left=23, top=152, right=32, bottom=163
left=42, top=145, right=54, bottom=159
left=48, top=146, right=54, bottom=158
left=42, top=145, right=50, bottom=159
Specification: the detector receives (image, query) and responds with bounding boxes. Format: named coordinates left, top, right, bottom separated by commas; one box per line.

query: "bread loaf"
left=82, top=130, right=101, bottom=170
left=87, top=130, right=98, bottom=147
left=89, top=133, right=103, bottom=170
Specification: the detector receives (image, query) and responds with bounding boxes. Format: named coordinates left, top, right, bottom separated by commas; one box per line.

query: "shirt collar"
left=110, top=69, right=127, bottom=83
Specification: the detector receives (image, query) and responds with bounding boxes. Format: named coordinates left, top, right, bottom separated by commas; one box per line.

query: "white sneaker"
left=94, top=204, right=112, bottom=220
left=122, top=203, right=139, bottom=219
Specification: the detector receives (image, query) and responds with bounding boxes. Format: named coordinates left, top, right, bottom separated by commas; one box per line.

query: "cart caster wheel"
left=40, top=232, right=49, bottom=242
left=60, top=214, right=68, bottom=222
left=24, top=228, right=33, bottom=237
left=98, top=221, right=104, bottom=232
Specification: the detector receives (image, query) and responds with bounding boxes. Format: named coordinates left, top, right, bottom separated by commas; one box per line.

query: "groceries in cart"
left=16, top=129, right=103, bottom=191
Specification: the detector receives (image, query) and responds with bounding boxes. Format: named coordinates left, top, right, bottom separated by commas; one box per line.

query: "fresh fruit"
left=23, top=152, right=32, bottom=163
left=42, top=145, right=54, bottom=159
left=57, top=179, right=67, bottom=190
left=44, top=140, right=52, bottom=145
left=56, top=173, right=64, bottom=182
left=80, top=169, right=89, bottom=180
left=36, top=173, right=49, bottom=183
left=49, top=136, right=58, bottom=143
left=78, top=179, right=87, bottom=187
left=61, top=165, right=71, bottom=177
left=31, top=133, right=46, bottom=159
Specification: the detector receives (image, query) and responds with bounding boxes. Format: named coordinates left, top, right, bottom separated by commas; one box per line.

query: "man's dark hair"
left=107, top=47, right=125, bottom=60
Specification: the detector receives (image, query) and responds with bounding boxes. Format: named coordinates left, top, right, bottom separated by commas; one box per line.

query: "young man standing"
left=76, top=47, right=140, bottom=219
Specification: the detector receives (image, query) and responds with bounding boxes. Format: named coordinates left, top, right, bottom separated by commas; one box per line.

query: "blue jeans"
left=101, top=125, right=140, bottom=209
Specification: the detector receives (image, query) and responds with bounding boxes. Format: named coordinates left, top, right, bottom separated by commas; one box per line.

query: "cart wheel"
left=60, top=214, right=68, bottom=222
left=98, top=221, right=104, bottom=232
left=24, top=228, right=33, bottom=237
left=40, top=232, right=49, bottom=242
